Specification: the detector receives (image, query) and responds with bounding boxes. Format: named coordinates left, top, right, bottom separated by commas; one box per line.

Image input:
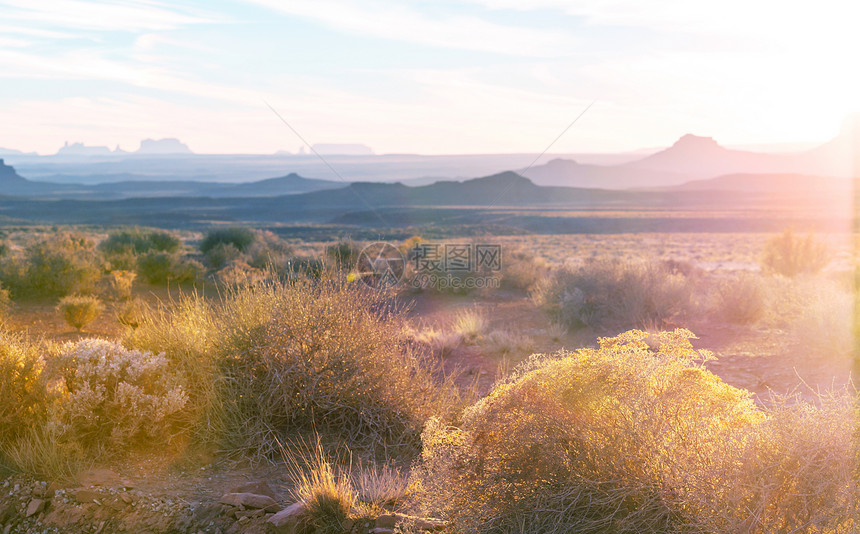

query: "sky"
left=1, top=0, right=858, bottom=155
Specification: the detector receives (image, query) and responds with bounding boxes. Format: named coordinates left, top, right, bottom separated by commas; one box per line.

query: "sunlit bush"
left=761, top=230, right=830, bottom=277
left=411, top=329, right=857, bottom=533
left=0, top=332, right=46, bottom=445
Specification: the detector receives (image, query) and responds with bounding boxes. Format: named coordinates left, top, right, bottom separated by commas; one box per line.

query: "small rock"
left=219, top=492, right=278, bottom=511
left=25, top=498, right=46, bottom=517
left=375, top=514, right=397, bottom=529
left=230, top=480, right=277, bottom=500
left=120, top=493, right=134, bottom=504
left=267, top=501, right=307, bottom=530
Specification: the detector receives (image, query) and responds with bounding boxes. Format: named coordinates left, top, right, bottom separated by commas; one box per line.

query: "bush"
left=0, top=233, right=103, bottom=299
left=246, top=231, right=293, bottom=272
left=500, top=248, right=548, bottom=291
left=136, top=251, right=201, bottom=285
left=109, top=269, right=136, bottom=299
left=46, top=339, right=189, bottom=452
left=128, top=279, right=458, bottom=459
left=411, top=330, right=857, bottom=533
left=761, top=230, right=830, bottom=277
left=204, top=242, right=242, bottom=270
left=714, top=272, right=766, bottom=324
left=100, top=227, right=181, bottom=257
left=199, top=226, right=257, bottom=254
left=57, top=294, right=104, bottom=331
left=532, top=259, right=696, bottom=330
left=0, top=332, right=46, bottom=445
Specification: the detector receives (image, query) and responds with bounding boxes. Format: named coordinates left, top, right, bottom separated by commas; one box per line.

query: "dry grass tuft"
left=451, top=308, right=487, bottom=343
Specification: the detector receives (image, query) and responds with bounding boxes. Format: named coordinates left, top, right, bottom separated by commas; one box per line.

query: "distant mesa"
left=56, top=141, right=114, bottom=156
left=136, top=138, right=193, bottom=154
left=310, top=143, right=373, bottom=156
left=0, top=158, right=26, bottom=182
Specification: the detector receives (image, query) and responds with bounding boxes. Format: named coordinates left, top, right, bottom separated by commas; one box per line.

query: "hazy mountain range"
left=0, top=119, right=856, bottom=235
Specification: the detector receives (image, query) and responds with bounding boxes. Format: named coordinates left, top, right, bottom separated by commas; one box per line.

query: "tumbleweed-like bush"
left=531, top=259, right=697, bottom=330
left=411, top=329, right=857, bottom=533
left=129, top=279, right=459, bottom=460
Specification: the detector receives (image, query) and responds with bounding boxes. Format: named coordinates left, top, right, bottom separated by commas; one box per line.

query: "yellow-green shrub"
left=57, top=294, right=103, bottom=331
left=0, top=332, right=46, bottom=444
left=411, top=330, right=856, bottom=533
left=0, top=233, right=103, bottom=299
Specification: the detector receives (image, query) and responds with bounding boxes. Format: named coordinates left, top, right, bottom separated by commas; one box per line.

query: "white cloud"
left=244, top=0, right=578, bottom=56
left=0, top=0, right=219, bottom=33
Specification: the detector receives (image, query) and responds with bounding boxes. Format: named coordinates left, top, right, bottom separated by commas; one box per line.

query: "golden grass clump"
left=410, top=329, right=857, bottom=533
left=451, top=308, right=487, bottom=343
left=0, top=331, right=46, bottom=444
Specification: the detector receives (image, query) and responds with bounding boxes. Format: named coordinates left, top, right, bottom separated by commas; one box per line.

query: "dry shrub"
left=532, top=259, right=696, bottom=330
left=410, top=330, right=857, bottom=533
left=57, top=294, right=104, bottom=331
left=701, top=391, right=858, bottom=533
left=136, top=251, right=201, bottom=285
left=761, top=230, right=830, bottom=277
left=46, top=339, right=190, bottom=452
left=0, top=332, right=46, bottom=444
left=500, top=248, right=549, bottom=291
left=129, top=279, right=458, bottom=460
left=214, top=280, right=453, bottom=458
left=354, top=461, right=409, bottom=510
left=714, top=272, right=767, bottom=324
left=116, top=297, right=148, bottom=329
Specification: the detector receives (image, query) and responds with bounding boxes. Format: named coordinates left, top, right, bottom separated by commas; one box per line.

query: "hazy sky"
left=1, top=0, right=857, bottom=155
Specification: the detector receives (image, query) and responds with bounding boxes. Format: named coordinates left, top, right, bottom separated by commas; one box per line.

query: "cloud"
left=244, top=0, right=578, bottom=57
left=0, top=0, right=219, bottom=33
